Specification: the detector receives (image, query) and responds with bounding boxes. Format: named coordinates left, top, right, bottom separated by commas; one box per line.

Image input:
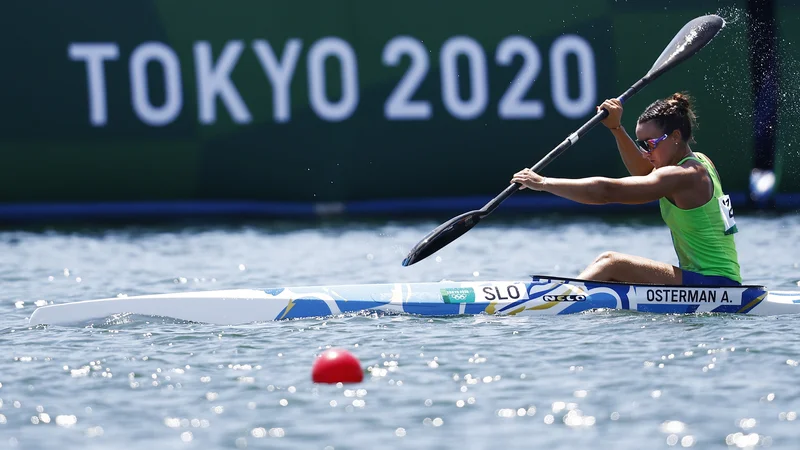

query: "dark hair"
left=637, top=92, right=698, bottom=143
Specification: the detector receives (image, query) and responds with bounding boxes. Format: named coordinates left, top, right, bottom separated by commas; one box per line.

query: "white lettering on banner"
left=440, top=36, right=488, bottom=120
left=69, top=34, right=598, bottom=126
left=382, top=36, right=432, bottom=120
left=194, top=40, right=252, bottom=124
left=129, top=42, right=183, bottom=126
left=68, top=43, right=120, bottom=126
left=550, top=35, right=596, bottom=119
left=307, top=37, right=359, bottom=122
left=252, top=39, right=302, bottom=123
left=496, top=36, right=544, bottom=119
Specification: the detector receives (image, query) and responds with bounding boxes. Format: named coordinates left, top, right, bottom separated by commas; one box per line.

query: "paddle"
left=402, top=14, right=726, bottom=267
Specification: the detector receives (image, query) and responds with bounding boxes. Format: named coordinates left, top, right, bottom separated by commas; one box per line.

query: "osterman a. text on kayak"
left=511, top=93, right=740, bottom=287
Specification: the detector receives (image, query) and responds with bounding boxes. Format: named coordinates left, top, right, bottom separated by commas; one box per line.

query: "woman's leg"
left=578, top=251, right=682, bottom=284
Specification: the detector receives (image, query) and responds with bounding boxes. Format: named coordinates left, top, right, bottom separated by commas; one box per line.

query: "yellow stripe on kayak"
left=738, top=293, right=766, bottom=313
left=278, top=299, right=297, bottom=320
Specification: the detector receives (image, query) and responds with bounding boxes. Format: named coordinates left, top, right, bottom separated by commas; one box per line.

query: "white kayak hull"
left=28, top=276, right=800, bottom=326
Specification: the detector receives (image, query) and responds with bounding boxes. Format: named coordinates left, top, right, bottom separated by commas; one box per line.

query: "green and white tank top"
left=658, top=152, right=742, bottom=283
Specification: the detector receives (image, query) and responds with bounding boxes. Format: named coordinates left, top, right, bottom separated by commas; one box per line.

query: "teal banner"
left=0, top=0, right=755, bottom=207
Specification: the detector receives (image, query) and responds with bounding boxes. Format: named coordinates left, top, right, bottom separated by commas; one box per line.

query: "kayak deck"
left=28, top=276, right=800, bottom=326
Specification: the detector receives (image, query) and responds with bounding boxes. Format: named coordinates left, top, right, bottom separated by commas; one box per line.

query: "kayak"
left=27, top=276, right=800, bottom=326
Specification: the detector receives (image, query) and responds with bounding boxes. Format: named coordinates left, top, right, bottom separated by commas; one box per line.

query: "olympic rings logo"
left=441, top=288, right=474, bottom=303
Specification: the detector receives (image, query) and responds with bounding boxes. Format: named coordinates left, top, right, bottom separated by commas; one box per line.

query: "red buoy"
left=312, top=348, right=363, bottom=384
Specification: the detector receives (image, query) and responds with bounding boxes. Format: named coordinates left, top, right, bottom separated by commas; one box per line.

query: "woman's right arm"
left=598, top=99, right=654, bottom=177
left=610, top=126, right=654, bottom=177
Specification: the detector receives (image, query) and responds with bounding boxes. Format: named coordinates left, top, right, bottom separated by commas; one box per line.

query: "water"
left=1, top=213, right=800, bottom=449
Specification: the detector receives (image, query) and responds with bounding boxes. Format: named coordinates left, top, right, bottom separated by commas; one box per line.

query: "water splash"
left=709, top=6, right=800, bottom=181
left=701, top=6, right=754, bottom=143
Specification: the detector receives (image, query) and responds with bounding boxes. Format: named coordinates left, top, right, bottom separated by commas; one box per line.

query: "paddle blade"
left=647, top=14, right=725, bottom=80
left=402, top=210, right=483, bottom=266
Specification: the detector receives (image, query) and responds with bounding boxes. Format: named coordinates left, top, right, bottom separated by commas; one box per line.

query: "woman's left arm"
left=511, top=166, right=691, bottom=205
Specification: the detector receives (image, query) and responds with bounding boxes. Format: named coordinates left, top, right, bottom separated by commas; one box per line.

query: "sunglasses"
left=635, top=134, right=669, bottom=154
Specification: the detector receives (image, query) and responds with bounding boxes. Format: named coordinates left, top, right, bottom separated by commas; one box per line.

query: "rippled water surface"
left=2, top=213, right=800, bottom=449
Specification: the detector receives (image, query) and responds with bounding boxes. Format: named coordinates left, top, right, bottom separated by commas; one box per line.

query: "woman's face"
left=635, top=121, right=680, bottom=168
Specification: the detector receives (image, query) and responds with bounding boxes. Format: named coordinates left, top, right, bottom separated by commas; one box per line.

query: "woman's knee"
left=593, top=251, right=620, bottom=265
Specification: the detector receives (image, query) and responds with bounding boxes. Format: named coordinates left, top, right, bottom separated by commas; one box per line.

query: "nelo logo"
left=543, top=294, right=586, bottom=302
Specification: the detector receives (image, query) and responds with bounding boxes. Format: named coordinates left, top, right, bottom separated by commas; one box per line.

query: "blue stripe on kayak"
left=583, top=281, right=631, bottom=310
left=710, top=304, right=747, bottom=314
left=637, top=304, right=700, bottom=314
left=559, top=291, right=619, bottom=314
left=277, top=298, right=333, bottom=319
left=738, top=288, right=769, bottom=313
left=464, top=303, right=490, bottom=315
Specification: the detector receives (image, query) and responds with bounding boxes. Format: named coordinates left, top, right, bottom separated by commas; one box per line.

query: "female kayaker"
left=511, top=92, right=741, bottom=286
